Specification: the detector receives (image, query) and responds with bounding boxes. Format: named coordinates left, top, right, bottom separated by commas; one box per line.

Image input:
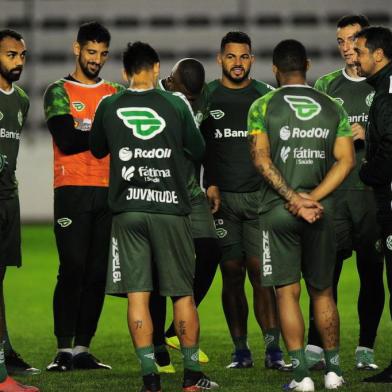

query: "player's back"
left=249, top=85, right=351, bottom=210
left=92, top=88, right=204, bottom=216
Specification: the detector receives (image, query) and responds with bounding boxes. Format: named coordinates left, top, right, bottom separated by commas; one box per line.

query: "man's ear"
left=73, top=42, right=81, bottom=57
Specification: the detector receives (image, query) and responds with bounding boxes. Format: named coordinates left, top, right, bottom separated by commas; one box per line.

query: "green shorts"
left=190, top=194, right=217, bottom=239
left=334, top=190, right=383, bottom=260
left=259, top=203, right=336, bottom=290
left=106, top=212, right=195, bottom=297
left=0, top=197, right=21, bottom=267
left=214, top=191, right=261, bottom=262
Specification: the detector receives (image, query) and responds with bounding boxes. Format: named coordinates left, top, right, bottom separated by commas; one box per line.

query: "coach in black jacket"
left=356, top=26, right=392, bottom=383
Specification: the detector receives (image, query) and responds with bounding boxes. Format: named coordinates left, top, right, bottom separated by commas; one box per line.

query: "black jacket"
left=359, top=62, right=392, bottom=194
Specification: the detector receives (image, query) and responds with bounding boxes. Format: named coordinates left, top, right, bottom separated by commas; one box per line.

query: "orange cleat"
left=0, top=376, right=40, bottom=392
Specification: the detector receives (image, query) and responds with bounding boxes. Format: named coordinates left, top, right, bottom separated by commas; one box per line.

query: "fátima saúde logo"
left=117, top=108, right=166, bottom=140
left=284, top=95, right=321, bottom=120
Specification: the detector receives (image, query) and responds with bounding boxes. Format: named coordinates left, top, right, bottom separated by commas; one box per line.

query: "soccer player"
left=306, top=15, right=384, bottom=371
left=248, top=39, right=355, bottom=390
left=90, top=41, right=218, bottom=392
left=356, top=26, right=392, bottom=383
left=150, top=58, right=221, bottom=372
left=200, top=31, right=285, bottom=370
left=0, top=29, right=40, bottom=392
left=43, top=21, right=123, bottom=371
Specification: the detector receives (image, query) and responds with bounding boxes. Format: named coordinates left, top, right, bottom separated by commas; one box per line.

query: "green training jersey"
left=90, top=88, right=205, bottom=216
left=158, top=79, right=205, bottom=201
left=201, top=79, right=273, bottom=193
left=248, top=85, right=352, bottom=211
left=315, top=68, right=374, bottom=190
left=0, top=85, right=29, bottom=199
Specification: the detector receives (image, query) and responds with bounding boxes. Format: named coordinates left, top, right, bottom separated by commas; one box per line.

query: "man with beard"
left=0, top=29, right=40, bottom=392
left=356, top=26, right=392, bottom=384
left=43, top=21, right=124, bottom=371
left=305, top=15, right=385, bottom=372
left=200, top=31, right=286, bottom=370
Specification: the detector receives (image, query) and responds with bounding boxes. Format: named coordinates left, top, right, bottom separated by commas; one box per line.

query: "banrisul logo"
left=72, top=101, right=85, bottom=112
left=117, top=108, right=166, bottom=140
left=284, top=95, right=321, bottom=120
left=210, top=109, right=225, bottom=120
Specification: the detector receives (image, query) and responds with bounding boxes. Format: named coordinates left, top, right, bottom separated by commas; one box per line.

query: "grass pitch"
left=4, top=225, right=392, bottom=391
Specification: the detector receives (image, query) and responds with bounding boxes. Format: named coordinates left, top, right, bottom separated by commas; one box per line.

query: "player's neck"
left=0, top=77, right=12, bottom=92
left=129, top=70, right=156, bottom=90
left=71, top=69, right=99, bottom=85
left=344, top=64, right=360, bottom=79
left=279, top=74, right=306, bottom=86
left=220, top=76, right=252, bottom=90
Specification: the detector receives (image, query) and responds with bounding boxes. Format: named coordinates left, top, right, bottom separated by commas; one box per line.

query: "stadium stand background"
left=0, top=0, right=390, bottom=221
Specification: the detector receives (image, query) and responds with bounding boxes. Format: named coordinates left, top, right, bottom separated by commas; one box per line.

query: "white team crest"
left=17, top=110, right=23, bottom=126
left=210, top=109, right=225, bottom=120
left=280, top=146, right=291, bottom=163
left=57, top=217, right=72, bottom=227
left=366, top=92, right=375, bottom=107
left=386, top=235, right=392, bottom=251
left=216, top=228, right=228, bottom=238
left=284, top=95, right=321, bottom=120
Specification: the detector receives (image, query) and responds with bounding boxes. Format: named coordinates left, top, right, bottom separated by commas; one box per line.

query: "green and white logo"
left=216, top=227, right=228, bottom=239
left=57, top=217, right=72, bottom=228
left=0, top=111, right=3, bottom=121
left=72, top=101, right=85, bottom=112
left=386, top=235, right=392, bottom=251
left=334, top=97, right=344, bottom=106
left=210, top=109, right=225, bottom=120
left=284, top=95, right=321, bottom=120
left=17, top=110, right=23, bottom=126
left=366, top=92, right=375, bottom=107
left=122, top=166, right=135, bottom=181
left=117, top=108, right=166, bottom=140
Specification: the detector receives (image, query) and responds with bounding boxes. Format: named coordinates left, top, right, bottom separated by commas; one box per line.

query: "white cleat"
left=284, top=377, right=315, bottom=391
left=324, top=372, right=345, bottom=389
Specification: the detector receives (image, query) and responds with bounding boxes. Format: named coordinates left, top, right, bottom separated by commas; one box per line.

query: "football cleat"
left=183, top=369, right=219, bottom=391
left=226, top=349, right=253, bottom=369
left=324, top=372, right=345, bottom=389
left=0, top=376, right=40, bottom=392
left=72, top=352, right=111, bottom=370
left=5, top=351, right=41, bottom=376
left=156, top=362, right=176, bottom=374
left=165, top=336, right=209, bottom=363
left=46, top=351, right=73, bottom=372
left=283, top=377, right=315, bottom=391
left=355, top=347, right=378, bottom=370
left=363, top=361, right=392, bottom=383
left=140, top=373, right=161, bottom=392
left=265, top=348, right=291, bottom=371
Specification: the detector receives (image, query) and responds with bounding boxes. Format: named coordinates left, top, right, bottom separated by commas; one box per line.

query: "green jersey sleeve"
left=15, top=85, right=29, bottom=126
left=247, top=90, right=275, bottom=135
left=43, top=81, right=70, bottom=121
left=336, top=103, right=352, bottom=137
left=90, top=96, right=111, bottom=158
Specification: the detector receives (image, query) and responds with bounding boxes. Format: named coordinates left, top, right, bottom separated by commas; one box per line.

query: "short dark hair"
left=176, top=58, right=205, bottom=94
left=77, top=21, right=110, bottom=46
left=337, top=15, right=370, bottom=29
left=355, top=26, right=392, bottom=60
left=272, top=39, right=308, bottom=74
left=0, top=29, right=23, bottom=44
left=220, top=31, right=251, bottom=52
left=123, top=42, right=160, bottom=76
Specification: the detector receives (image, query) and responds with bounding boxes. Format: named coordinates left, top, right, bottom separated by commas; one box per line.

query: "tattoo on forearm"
left=134, top=320, right=143, bottom=329
left=248, top=134, right=295, bottom=201
left=179, top=320, right=186, bottom=336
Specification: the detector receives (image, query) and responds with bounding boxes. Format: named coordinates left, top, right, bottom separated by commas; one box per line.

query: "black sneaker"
left=363, top=362, right=392, bottom=383
left=5, top=351, right=41, bottom=376
left=226, top=349, right=253, bottom=369
left=183, top=369, right=219, bottom=391
left=140, top=373, right=161, bottom=392
left=73, top=352, right=111, bottom=370
left=46, top=352, right=73, bottom=372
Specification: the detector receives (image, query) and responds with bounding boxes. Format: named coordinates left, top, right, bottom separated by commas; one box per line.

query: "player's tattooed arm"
left=248, top=132, right=295, bottom=201
left=248, top=132, right=323, bottom=223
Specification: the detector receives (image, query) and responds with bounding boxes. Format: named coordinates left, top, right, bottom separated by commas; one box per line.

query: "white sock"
left=73, top=346, right=89, bottom=356
left=356, top=346, right=373, bottom=353
left=305, top=344, right=324, bottom=355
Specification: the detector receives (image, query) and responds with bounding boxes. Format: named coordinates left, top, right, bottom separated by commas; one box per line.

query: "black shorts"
left=0, top=197, right=21, bottom=267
